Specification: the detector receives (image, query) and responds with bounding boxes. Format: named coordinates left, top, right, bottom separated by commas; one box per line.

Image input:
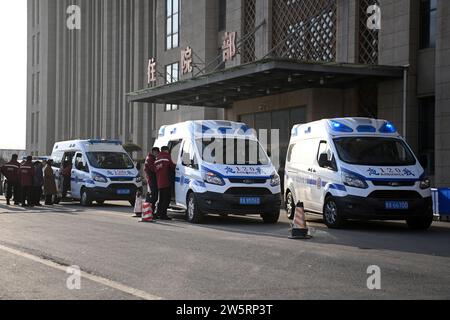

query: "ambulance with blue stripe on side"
left=284, top=118, right=434, bottom=230
left=154, top=121, right=282, bottom=224
left=50, top=140, right=143, bottom=207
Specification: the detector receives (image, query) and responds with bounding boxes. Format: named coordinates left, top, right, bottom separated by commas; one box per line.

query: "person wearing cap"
left=43, top=159, right=57, bottom=205
left=0, top=154, right=21, bottom=206
left=19, top=156, right=35, bottom=207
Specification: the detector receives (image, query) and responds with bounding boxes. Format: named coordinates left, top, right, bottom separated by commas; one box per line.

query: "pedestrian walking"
left=32, top=161, right=44, bottom=206
left=43, top=160, right=58, bottom=205
left=0, top=154, right=21, bottom=206
left=155, top=146, right=176, bottom=221
left=144, top=147, right=160, bottom=217
left=19, top=156, right=35, bottom=207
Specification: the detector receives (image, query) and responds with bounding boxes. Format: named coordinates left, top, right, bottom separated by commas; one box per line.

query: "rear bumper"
left=335, top=195, right=433, bottom=220
left=196, top=192, right=282, bottom=215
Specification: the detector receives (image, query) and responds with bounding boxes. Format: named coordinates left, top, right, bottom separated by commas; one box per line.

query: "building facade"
left=28, top=0, right=450, bottom=186
left=27, top=0, right=155, bottom=157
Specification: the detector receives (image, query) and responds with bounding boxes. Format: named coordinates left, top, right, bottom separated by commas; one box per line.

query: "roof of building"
left=127, top=58, right=405, bottom=108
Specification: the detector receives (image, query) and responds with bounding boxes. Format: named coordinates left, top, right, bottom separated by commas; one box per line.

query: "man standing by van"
left=144, top=147, right=160, bottom=215
left=155, top=146, right=176, bottom=221
left=1, top=154, right=21, bottom=206
left=19, top=156, right=35, bottom=207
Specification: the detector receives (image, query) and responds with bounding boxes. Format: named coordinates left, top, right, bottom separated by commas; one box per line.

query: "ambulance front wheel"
left=406, top=214, right=433, bottom=230
left=285, top=191, right=296, bottom=220
left=187, top=192, right=203, bottom=224
left=261, top=210, right=280, bottom=224
left=323, top=196, right=345, bottom=229
left=80, top=189, right=93, bottom=207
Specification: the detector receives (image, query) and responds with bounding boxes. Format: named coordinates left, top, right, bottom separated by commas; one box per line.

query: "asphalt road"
left=0, top=196, right=449, bottom=300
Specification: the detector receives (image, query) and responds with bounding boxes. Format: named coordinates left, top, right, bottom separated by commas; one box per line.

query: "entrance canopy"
left=127, top=58, right=404, bottom=108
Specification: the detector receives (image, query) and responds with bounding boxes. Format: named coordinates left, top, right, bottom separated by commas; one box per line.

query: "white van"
left=284, top=118, right=433, bottom=230
left=50, top=140, right=143, bottom=206
left=154, top=120, right=282, bottom=224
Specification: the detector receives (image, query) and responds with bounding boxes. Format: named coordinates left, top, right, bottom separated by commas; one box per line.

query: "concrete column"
left=255, top=0, right=271, bottom=59
left=435, top=0, right=450, bottom=187
left=336, top=0, right=358, bottom=63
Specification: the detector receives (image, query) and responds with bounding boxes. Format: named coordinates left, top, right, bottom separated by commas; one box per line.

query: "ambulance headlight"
left=270, top=173, right=281, bottom=187
left=204, top=172, right=225, bottom=186
left=92, top=172, right=108, bottom=183
left=342, top=171, right=368, bottom=189
left=420, top=177, right=431, bottom=190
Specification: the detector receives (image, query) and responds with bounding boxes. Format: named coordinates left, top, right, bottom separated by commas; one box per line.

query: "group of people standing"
left=144, top=146, right=176, bottom=221
left=0, top=154, right=58, bottom=207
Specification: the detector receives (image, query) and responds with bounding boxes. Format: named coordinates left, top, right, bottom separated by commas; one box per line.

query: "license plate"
left=117, top=189, right=131, bottom=195
left=240, top=197, right=261, bottom=205
left=385, top=201, right=409, bottom=210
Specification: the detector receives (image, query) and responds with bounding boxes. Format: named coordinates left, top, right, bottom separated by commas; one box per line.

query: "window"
left=218, top=0, right=227, bottom=32
left=75, top=153, right=89, bottom=172
left=334, top=137, right=417, bottom=166
left=181, top=141, right=199, bottom=169
left=36, top=33, right=40, bottom=65
left=32, top=36, right=36, bottom=66
left=35, top=112, right=39, bottom=143
left=31, top=113, right=35, bottom=143
left=166, top=0, right=180, bottom=50
left=36, top=72, right=40, bottom=104
left=31, top=74, right=35, bottom=104
left=86, top=152, right=134, bottom=170
left=419, top=97, right=435, bottom=174
left=420, top=0, right=437, bottom=49
left=165, top=63, right=179, bottom=112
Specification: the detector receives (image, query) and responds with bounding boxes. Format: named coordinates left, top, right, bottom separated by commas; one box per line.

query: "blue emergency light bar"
left=87, top=139, right=122, bottom=145
left=329, top=120, right=354, bottom=133
left=379, top=122, right=397, bottom=134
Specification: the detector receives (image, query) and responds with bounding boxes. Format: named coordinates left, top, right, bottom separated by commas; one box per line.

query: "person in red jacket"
left=19, top=156, right=35, bottom=207
left=155, top=146, right=176, bottom=220
left=144, top=147, right=160, bottom=215
left=0, top=154, right=21, bottom=205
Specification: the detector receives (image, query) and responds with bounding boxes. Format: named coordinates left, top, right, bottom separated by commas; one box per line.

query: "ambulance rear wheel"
left=262, top=210, right=280, bottom=224
left=323, top=196, right=345, bottom=229
left=407, top=214, right=433, bottom=230
left=187, top=192, right=203, bottom=224
left=286, top=191, right=295, bottom=220
left=80, top=189, right=93, bottom=207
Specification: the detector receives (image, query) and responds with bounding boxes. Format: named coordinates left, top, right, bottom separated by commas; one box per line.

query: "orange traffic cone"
left=140, top=202, right=155, bottom=223
left=289, top=202, right=311, bottom=240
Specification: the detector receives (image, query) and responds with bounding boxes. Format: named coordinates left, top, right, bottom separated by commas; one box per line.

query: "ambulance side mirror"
left=318, top=153, right=331, bottom=168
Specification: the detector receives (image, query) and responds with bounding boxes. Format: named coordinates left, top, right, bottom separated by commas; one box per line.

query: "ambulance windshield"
left=86, top=152, right=135, bottom=169
left=196, top=138, right=270, bottom=166
left=334, top=137, right=416, bottom=166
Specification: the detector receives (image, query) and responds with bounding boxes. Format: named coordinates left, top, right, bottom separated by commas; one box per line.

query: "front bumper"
left=88, top=184, right=139, bottom=201
left=335, top=195, right=433, bottom=220
left=196, top=192, right=282, bottom=215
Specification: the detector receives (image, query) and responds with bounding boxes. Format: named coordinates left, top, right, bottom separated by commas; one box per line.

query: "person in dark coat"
left=61, top=160, right=72, bottom=198
left=19, top=156, right=35, bottom=207
left=155, top=146, right=176, bottom=220
left=144, top=147, right=160, bottom=216
left=32, top=161, right=44, bottom=206
left=0, top=154, right=21, bottom=205
left=43, top=160, right=57, bottom=205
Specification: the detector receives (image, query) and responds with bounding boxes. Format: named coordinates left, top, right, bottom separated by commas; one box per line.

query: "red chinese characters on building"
left=181, top=46, right=193, bottom=75
left=222, top=31, right=237, bottom=63
left=147, top=58, right=157, bottom=84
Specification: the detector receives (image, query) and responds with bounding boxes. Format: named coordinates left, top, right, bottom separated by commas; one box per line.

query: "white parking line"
left=0, top=244, right=163, bottom=300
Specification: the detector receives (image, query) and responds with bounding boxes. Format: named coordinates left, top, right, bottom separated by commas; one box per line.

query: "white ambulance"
left=154, top=120, right=282, bottom=224
left=50, top=140, right=143, bottom=206
left=284, top=118, right=433, bottom=230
